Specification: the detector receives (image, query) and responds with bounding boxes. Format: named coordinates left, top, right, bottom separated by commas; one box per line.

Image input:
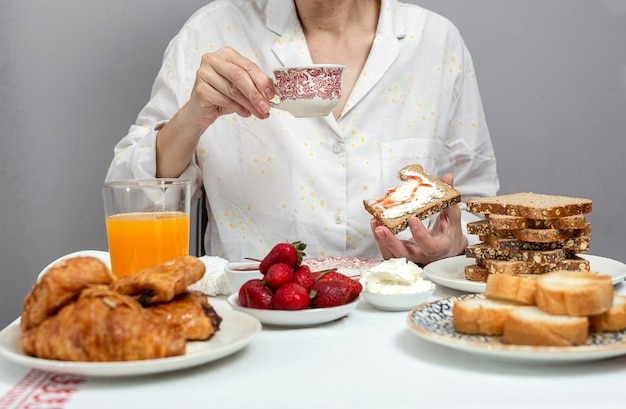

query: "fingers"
left=192, top=70, right=250, bottom=119
left=193, top=47, right=274, bottom=121
left=369, top=218, right=395, bottom=260
left=219, top=51, right=273, bottom=117
left=407, top=217, right=440, bottom=258
left=440, top=203, right=468, bottom=256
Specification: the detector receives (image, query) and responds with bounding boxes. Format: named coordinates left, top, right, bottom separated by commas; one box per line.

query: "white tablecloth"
left=1, top=282, right=626, bottom=409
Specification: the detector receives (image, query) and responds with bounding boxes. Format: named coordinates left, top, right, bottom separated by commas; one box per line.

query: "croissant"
left=21, top=287, right=186, bottom=361
left=113, top=256, right=205, bottom=305
left=21, top=256, right=113, bottom=332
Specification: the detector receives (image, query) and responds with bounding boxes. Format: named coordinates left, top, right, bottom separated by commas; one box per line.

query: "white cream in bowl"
left=359, top=258, right=435, bottom=311
left=359, top=258, right=434, bottom=294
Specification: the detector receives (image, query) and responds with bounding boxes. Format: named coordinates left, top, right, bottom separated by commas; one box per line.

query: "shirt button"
left=332, top=142, right=345, bottom=154
left=332, top=213, right=345, bottom=224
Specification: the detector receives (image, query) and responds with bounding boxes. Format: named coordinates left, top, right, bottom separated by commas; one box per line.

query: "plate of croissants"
left=0, top=253, right=261, bottom=377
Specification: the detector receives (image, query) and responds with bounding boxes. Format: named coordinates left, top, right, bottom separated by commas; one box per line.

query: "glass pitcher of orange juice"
left=102, top=179, right=191, bottom=279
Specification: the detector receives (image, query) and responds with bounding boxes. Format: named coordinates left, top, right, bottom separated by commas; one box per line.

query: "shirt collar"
left=265, top=0, right=407, bottom=41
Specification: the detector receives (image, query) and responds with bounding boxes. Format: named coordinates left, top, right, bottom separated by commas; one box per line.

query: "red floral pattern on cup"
left=274, top=67, right=343, bottom=101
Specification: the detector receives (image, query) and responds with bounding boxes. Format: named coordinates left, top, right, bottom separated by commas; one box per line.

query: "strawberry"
left=310, top=280, right=352, bottom=308
left=273, top=283, right=310, bottom=310
left=239, top=279, right=273, bottom=310
left=262, top=263, right=294, bottom=290
left=293, top=265, right=316, bottom=291
left=315, top=270, right=362, bottom=302
left=238, top=282, right=249, bottom=307
left=259, top=241, right=307, bottom=274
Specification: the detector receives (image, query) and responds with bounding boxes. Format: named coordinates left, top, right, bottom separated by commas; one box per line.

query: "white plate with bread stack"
left=424, top=192, right=626, bottom=293
left=408, top=270, right=626, bottom=363
left=424, top=254, right=626, bottom=293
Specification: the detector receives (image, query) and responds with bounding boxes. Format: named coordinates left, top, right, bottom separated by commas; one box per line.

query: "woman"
left=105, top=0, right=499, bottom=264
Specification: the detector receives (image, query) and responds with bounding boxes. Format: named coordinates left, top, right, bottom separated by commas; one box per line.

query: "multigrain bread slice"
left=535, top=270, right=613, bottom=316
left=550, top=214, right=588, bottom=229
left=477, top=256, right=591, bottom=276
left=466, top=192, right=592, bottom=220
left=589, top=295, right=626, bottom=332
left=477, top=258, right=528, bottom=275
left=511, top=228, right=574, bottom=243
left=485, top=274, right=536, bottom=305
left=465, top=243, right=567, bottom=265
left=466, top=219, right=492, bottom=236
left=464, top=264, right=489, bottom=282
left=511, top=223, right=591, bottom=243
left=485, top=214, right=588, bottom=230
left=557, top=256, right=591, bottom=271
left=482, top=235, right=590, bottom=253
left=502, top=306, right=589, bottom=346
left=486, top=214, right=531, bottom=230
left=363, top=164, right=461, bottom=234
left=453, top=297, right=521, bottom=336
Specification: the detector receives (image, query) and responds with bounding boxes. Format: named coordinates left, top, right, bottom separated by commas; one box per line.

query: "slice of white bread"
left=485, top=274, right=536, bottom=305
left=466, top=192, right=592, bottom=219
left=453, top=297, right=520, bottom=336
left=502, top=306, right=589, bottom=346
left=363, top=164, right=461, bottom=234
left=589, top=295, right=626, bottom=333
left=535, top=270, right=613, bottom=316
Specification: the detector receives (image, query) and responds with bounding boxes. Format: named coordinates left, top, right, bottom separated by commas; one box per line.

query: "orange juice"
left=106, top=211, right=189, bottom=278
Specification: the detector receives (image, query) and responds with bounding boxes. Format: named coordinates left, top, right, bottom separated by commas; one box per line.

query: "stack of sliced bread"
left=453, top=271, right=625, bottom=346
left=464, top=192, right=593, bottom=282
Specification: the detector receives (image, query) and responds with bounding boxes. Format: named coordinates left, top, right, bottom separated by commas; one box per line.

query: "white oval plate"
left=0, top=309, right=261, bottom=377
left=407, top=294, right=626, bottom=363
left=227, top=294, right=359, bottom=327
left=38, top=250, right=112, bottom=280
left=423, top=254, right=626, bottom=293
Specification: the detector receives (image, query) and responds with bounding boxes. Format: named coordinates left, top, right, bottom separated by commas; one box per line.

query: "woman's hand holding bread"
left=369, top=173, right=467, bottom=265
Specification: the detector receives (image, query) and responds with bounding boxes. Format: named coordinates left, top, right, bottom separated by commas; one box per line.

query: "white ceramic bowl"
left=224, top=261, right=263, bottom=294
left=361, top=285, right=435, bottom=312
left=227, top=294, right=360, bottom=327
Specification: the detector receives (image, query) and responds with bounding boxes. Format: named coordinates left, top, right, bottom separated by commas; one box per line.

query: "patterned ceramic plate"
left=302, top=257, right=384, bottom=278
left=407, top=294, right=626, bottom=363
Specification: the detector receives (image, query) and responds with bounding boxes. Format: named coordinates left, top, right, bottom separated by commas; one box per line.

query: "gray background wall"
left=1, top=0, right=625, bottom=329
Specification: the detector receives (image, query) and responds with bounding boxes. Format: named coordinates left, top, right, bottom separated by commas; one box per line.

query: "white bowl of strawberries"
left=227, top=241, right=362, bottom=327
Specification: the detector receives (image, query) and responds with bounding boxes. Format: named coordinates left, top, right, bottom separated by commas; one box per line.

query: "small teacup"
left=271, top=64, right=345, bottom=117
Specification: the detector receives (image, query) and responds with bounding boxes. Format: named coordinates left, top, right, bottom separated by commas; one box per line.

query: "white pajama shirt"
left=105, top=0, right=500, bottom=261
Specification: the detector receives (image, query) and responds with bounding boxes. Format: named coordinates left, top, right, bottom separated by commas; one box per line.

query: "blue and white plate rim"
left=407, top=294, right=626, bottom=363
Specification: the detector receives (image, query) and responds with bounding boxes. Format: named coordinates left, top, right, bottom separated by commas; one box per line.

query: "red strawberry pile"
left=238, top=241, right=362, bottom=310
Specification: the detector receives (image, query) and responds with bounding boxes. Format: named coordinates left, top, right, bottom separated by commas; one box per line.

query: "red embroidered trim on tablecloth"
left=0, top=369, right=85, bottom=409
